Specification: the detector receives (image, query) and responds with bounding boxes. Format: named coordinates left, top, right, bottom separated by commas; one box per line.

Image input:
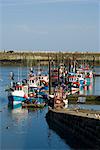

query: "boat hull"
left=8, top=95, right=26, bottom=109
left=85, top=78, right=93, bottom=86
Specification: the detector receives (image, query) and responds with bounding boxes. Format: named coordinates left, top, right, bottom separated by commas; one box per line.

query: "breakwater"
left=46, top=108, right=100, bottom=149
left=68, top=95, right=100, bottom=105
left=0, top=51, right=100, bottom=66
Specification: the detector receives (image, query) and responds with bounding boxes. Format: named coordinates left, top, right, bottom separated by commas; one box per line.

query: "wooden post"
left=49, top=59, right=51, bottom=95
left=93, top=56, right=95, bottom=69
left=57, top=53, right=60, bottom=86
left=58, top=65, right=60, bottom=86
left=68, top=57, right=71, bottom=72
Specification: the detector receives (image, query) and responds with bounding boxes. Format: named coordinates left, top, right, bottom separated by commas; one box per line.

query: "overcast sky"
left=0, top=0, right=100, bottom=52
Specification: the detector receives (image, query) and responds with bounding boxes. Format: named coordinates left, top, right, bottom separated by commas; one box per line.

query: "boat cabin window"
left=69, top=78, right=72, bottom=82
left=78, top=75, right=81, bottom=77
left=32, top=80, right=34, bottom=83
left=15, top=86, right=22, bottom=90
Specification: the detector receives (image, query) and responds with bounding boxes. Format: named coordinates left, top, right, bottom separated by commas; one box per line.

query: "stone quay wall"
left=46, top=109, right=100, bottom=149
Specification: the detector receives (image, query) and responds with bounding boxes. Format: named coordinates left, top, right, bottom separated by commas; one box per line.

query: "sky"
left=0, top=0, right=100, bottom=52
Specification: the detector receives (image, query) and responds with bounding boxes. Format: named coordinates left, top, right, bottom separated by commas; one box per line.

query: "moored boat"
left=8, top=84, right=29, bottom=109
left=7, top=69, right=49, bottom=109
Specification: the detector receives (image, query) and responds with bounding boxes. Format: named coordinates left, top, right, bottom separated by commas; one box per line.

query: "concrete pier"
left=46, top=108, right=100, bottom=149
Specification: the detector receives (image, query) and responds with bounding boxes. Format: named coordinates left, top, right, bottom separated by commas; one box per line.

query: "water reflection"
left=11, top=108, right=28, bottom=122
left=79, top=84, right=93, bottom=95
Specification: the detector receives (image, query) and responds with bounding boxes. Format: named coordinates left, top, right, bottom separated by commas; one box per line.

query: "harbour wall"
left=0, top=51, right=100, bottom=66
left=46, top=108, right=100, bottom=149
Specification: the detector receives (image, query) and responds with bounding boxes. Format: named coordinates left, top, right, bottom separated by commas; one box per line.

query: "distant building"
left=7, top=50, right=14, bottom=53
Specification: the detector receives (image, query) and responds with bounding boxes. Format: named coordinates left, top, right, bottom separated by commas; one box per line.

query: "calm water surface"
left=0, top=66, right=71, bottom=150
left=1, top=107, right=72, bottom=150
left=0, top=66, right=100, bottom=150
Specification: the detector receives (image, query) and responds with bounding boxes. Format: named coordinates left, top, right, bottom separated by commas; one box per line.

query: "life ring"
left=29, top=93, right=34, bottom=97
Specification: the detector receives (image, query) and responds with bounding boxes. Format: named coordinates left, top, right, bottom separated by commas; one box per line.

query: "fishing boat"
left=28, top=75, right=49, bottom=91
left=77, top=67, right=93, bottom=86
left=67, top=72, right=80, bottom=94
left=28, top=66, right=49, bottom=90
left=8, top=84, right=29, bottom=109
left=7, top=71, right=29, bottom=108
left=7, top=68, right=48, bottom=109
left=7, top=81, right=48, bottom=109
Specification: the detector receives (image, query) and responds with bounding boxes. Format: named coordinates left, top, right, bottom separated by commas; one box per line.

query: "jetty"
left=46, top=107, right=100, bottom=149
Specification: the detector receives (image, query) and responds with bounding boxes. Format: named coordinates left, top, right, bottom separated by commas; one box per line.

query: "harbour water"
left=0, top=66, right=100, bottom=149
